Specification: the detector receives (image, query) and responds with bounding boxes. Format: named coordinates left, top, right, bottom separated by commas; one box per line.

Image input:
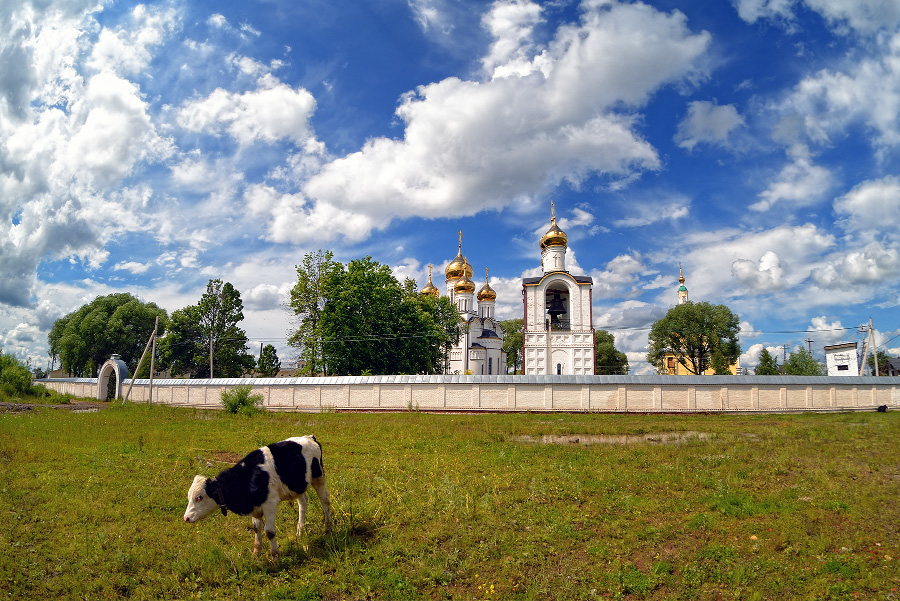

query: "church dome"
left=421, top=265, right=439, bottom=298
left=477, top=268, right=496, bottom=302
left=539, top=203, right=568, bottom=250
left=454, top=273, right=476, bottom=294
left=445, top=231, right=474, bottom=280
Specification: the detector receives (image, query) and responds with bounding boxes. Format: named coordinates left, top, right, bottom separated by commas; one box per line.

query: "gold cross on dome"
left=550, top=200, right=556, bottom=221
left=457, top=229, right=463, bottom=249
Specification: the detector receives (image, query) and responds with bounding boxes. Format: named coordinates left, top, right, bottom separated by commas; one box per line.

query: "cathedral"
left=522, top=204, right=596, bottom=375
left=420, top=233, right=507, bottom=375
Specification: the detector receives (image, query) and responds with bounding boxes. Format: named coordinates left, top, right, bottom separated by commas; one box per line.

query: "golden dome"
left=539, top=201, right=568, bottom=250
left=477, top=268, right=496, bottom=302
left=445, top=230, right=474, bottom=280
left=421, top=264, right=439, bottom=298
left=454, top=272, right=476, bottom=294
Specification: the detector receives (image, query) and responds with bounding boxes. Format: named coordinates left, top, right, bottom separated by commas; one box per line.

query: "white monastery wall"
left=37, top=375, right=899, bottom=413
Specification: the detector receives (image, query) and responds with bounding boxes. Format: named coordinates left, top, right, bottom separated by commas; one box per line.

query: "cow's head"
left=183, top=475, right=225, bottom=522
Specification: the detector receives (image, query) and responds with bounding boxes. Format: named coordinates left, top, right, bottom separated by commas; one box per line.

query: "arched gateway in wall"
left=97, top=354, right=130, bottom=400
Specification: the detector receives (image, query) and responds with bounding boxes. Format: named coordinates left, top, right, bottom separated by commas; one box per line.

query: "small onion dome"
left=454, top=273, right=476, bottom=294
left=539, top=204, right=568, bottom=250
left=477, top=268, right=496, bottom=302
left=421, top=278, right=439, bottom=298
left=421, top=264, right=440, bottom=298
left=678, top=264, right=688, bottom=291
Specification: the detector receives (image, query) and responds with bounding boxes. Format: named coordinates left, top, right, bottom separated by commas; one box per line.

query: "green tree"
left=782, top=346, right=825, bottom=376
left=288, top=250, right=342, bottom=376
left=0, top=352, right=36, bottom=395
left=317, top=256, right=460, bottom=375
left=647, top=301, right=741, bottom=375
left=594, top=330, right=629, bottom=375
left=256, top=344, right=281, bottom=377
left=157, top=280, right=254, bottom=378
left=500, top=318, right=524, bottom=374
left=48, top=293, right=167, bottom=377
left=754, top=348, right=780, bottom=375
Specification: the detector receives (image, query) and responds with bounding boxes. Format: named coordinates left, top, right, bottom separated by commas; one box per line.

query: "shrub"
left=220, top=385, right=264, bottom=415
left=0, top=353, right=35, bottom=395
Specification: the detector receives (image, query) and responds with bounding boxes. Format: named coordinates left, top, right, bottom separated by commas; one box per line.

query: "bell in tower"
left=546, top=290, right=567, bottom=328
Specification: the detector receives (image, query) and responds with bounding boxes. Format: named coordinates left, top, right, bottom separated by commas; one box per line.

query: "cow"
left=183, top=435, right=332, bottom=559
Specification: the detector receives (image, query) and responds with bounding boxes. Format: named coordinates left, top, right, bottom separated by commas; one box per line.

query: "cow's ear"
left=205, top=478, right=219, bottom=501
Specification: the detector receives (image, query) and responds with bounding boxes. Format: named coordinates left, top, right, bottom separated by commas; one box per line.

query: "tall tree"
left=594, top=330, right=629, bottom=375
left=48, top=293, right=167, bottom=377
left=754, top=348, right=780, bottom=375
left=647, top=301, right=741, bottom=375
left=256, top=344, right=281, bottom=377
left=288, top=250, right=341, bottom=376
left=316, top=256, right=460, bottom=375
left=157, top=280, right=254, bottom=378
left=782, top=347, right=824, bottom=376
left=500, top=318, right=524, bottom=374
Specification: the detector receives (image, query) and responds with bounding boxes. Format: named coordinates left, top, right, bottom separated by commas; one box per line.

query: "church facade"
left=421, top=234, right=507, bottom=375
left=522, top=206, right=596, bottom=375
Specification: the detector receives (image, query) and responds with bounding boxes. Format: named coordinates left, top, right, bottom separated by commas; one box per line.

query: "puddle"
left=511, top=431, right=712, bottom=446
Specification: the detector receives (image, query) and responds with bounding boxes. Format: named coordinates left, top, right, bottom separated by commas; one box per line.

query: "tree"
left=594, top=330, right=629, bottom=375
left=257, top=344, right=281, bottom=377
left=754, top=348, right=780, bottom=375
left=288, top=250, right=342, bottom=376
left=315, top=256, right=460, bottom=375
left=157, top=280, right=255, bottom=378
left=782, top=346, right=824, bottom=376
left=646, top=301, right=741, bottom=375
left=500, top=318, right=524, bottom=374
left=48, top=293, right=168, bottom=377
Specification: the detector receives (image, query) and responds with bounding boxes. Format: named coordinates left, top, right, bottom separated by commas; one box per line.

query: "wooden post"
left=148, top=316, right=158, bottom=405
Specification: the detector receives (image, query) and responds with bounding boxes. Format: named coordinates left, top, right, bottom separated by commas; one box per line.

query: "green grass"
left=1, top=404, right=899, bottom=600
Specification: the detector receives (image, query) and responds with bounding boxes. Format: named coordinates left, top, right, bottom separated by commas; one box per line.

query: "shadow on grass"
left=275, top=518, right=384, bottom=568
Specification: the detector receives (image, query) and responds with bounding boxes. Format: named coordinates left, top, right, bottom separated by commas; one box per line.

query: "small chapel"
left=420, top=233, right=507, bottom=375
left=522, top=204, right=596, bottom=375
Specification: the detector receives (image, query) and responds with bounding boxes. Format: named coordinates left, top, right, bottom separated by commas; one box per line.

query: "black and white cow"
left=183, top=435, right=332, bottom=558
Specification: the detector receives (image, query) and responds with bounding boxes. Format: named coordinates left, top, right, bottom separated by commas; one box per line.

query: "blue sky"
left=2, top=0, right=899, bottom=374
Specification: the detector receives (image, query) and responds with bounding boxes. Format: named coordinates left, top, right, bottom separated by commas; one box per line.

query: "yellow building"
left=661, top=267, right=741, bottom=375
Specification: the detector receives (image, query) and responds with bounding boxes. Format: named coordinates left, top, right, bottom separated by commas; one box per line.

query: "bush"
left=220, top=385, right=264, bottom=416
left=0, top=353, right=35, bottom=396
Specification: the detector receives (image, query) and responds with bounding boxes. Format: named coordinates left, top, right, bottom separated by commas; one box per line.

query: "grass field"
left=1, top=402, right=898, bottom=600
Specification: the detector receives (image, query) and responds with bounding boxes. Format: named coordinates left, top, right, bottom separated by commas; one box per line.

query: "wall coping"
left=40, top=374, right=899, bottom=386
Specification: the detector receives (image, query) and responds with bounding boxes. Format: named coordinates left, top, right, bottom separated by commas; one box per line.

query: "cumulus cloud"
left=750, top=145, right=832, bottom=211
left=806, top=316, right=852, bottom=347
left=178, top=75, right=318, bottom=146
left=613, top=197, right=690, bottom=227
left=834, top=176, right=900, bottom=237
left=777, top=31, right=900, bottom=152
left=734, top=0, right=900, bottom=35
left=810, top=242, right=900, bottom=288
left=674, top=100, right=746, bottom=151
left=275, top=0, right=710, bottom=243
left=731, top=250, right=786, bottom=291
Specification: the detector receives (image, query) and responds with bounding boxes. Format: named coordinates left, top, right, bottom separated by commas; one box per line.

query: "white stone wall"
left=36, top=375, right=900, bottom=412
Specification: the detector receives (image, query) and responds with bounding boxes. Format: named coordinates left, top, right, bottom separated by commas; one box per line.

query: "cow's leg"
left=311, top=476, right=332, bottom=533
left=297, top=491, right=308, bottom=536
left=251, top=517, right=263, bottom=555
left=264, top=510, right=279, bottom=559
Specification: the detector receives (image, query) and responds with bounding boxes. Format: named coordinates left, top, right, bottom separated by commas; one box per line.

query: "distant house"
left=824, top=342, right=859, bottom=376
left=882, top=357, right=900, bottom=376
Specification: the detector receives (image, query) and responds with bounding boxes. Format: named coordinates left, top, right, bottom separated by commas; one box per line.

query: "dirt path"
left=0, top=399, right=109, bottom=413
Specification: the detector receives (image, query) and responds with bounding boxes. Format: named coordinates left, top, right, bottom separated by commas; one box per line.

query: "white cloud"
left=731, top=250, right=786, bottom=291
left=806, top=316, right=852, bottom=347
left=613, top=197, right=690, bottom=227
left=674, top=100, right=746, bottom=151
left=86, top=5, right=177, bottom=76
left=481, top=0, right=544, bottom=78
left=177, top=76, right=317, bottom=146
left=734, top=0, right=900, bottom=34
left=810, top=242, right=900, bottom=288
left=113, top=261, right=150, bottom=274
left=834, top=176, right=900, bottom=237
left=290, top=0, right=709, bottom=243
left=750, top=145, right=832, bottom=212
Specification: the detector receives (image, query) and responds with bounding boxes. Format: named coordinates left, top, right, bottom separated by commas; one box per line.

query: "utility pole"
left=148, top=316, right=158, bottom=405
left=859, top=318, right=879, bottom=376
left=781, top=344, right=789, bottom=365
left=805, top=337, right=814, bottom=354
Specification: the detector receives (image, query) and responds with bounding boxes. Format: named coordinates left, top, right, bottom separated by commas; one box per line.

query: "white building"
left=522, top=205, right=595, bottom=375
left=421, top=235, right=506, bottom=375
left=824, top=342, right=859, bottom=376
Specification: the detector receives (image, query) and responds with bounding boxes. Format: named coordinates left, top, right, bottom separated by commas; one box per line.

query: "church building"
left=421, top=233, right=507, bottom=375
left=522, top=204, right=596, bottom=375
